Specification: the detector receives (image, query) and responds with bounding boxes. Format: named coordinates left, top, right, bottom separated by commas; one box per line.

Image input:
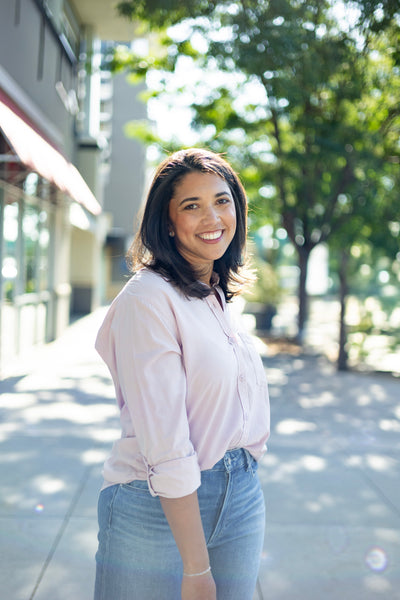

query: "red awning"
left=0, top=99, right=101, bottom=215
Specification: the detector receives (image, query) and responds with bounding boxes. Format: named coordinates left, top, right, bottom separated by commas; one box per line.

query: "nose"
left=202, top=204, right=221, bottom=225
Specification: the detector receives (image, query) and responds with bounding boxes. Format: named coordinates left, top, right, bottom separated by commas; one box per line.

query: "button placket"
left=206, top=295, right=251, bottom=445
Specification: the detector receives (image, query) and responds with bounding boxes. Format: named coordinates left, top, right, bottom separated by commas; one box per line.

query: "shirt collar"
left=198, top=271, right=220, bottom=289
left=210, top=271, right=220, bottom=288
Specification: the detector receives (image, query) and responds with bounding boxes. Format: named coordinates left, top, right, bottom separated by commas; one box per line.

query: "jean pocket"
left=120, top=479, right=149, bottom=492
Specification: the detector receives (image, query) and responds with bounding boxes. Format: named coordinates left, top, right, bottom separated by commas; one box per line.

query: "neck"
left=197, top=265, right=214, bottom=286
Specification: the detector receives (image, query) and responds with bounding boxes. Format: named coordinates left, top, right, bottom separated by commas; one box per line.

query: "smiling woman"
left=94, top=148, right=270, bottom=600
left=168, top=171, right=237, bottom=284
left=128, top=148, right=251, bottom=301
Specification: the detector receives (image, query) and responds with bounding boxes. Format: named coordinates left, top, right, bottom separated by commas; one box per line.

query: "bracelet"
left=183, top=566, right=211, bottom=577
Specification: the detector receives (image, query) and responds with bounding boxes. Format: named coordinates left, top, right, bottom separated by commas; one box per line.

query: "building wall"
left=104, top=73, right=147, bottom=237
left=102, top=71, right=147, bottom=300
left=70, top=225, right=103, bottom=313
left=0, top=0, right=77, bottom=156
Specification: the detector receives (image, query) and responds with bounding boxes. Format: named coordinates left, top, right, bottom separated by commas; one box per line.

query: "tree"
left=113, top=0, right=399, bottom=348
left=327, top=21, right=400, bottom=369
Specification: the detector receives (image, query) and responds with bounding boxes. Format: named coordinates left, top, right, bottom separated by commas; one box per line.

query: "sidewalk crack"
left=361, top=469, right=400, bottom=521
left=256, top=576, right=265, bottom=600
left=29, top=465, right=93, bottom=600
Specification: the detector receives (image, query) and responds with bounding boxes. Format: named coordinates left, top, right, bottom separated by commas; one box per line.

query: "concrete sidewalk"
left=0, top=308, right=399, bottom=600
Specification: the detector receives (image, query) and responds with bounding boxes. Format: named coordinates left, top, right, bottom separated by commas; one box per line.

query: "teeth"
left=199, top=230, right=222, bottom=240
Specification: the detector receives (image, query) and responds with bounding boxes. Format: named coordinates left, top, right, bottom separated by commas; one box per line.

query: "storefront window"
left=22, top=205, right=39, bottom=293
left=38, top=209, right=50, bottom=292
left=2, top=202, right=19, bottom=301
left=24, top=172, right=39, bottom=197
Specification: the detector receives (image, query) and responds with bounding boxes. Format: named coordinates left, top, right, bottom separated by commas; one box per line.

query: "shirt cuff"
left=146, top=453, right=201, bottom=498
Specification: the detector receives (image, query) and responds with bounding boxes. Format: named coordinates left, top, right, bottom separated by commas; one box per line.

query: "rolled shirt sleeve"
left=98, top=292, right=201, bottom=498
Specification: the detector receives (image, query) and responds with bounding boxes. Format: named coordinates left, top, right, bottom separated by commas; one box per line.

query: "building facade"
left=0, top=0, right=147, bottom=375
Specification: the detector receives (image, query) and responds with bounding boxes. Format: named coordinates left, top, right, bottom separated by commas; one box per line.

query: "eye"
left=183, top=203, right=198, bottom=210
left=217, top=197, right=231, bottom=205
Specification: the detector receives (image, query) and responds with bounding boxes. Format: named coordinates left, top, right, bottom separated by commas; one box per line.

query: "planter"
left=244, top=302, right=277, bottom=332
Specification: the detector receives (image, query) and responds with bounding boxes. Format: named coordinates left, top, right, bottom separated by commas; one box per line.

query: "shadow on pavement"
left=1, top=309, right=399, bottom=600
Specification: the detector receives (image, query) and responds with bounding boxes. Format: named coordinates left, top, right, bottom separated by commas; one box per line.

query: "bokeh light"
left=365, top=547, right=388, bottom=572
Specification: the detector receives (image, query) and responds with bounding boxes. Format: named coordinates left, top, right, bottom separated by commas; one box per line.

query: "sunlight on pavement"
left=370, top=384, right=388, bottom=402
left=299, top=391, right=336, bottom=408
left=264, top=367, right=288, bottom=385
left=33, top=475, right=66, bottom=494
left=21, top=401, right=118, bottom=425
left=275, top=418, right=317, bottom=435
left=365, top=454, right=397, bottom=472
left=81, top=449, right=111, bottom=465
left=379, top=419, right=400, bottom=432
left=363, top=574, right=391, bottom=593
left=344, top=455, right=363, bottom=467
left=0, top=394, right=36, bottom=408
left=90, top=428, right=120, bottom=442
left=300, top=455, right=326, bottom=471
left=0, top=422, right=21, bottom=441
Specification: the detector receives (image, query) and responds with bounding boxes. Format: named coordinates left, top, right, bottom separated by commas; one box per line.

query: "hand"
left=181, top=571, right=217, bottom=600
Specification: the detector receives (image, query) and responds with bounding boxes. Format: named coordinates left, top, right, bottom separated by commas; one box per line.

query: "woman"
left=94, top=148, right=270, bottom=600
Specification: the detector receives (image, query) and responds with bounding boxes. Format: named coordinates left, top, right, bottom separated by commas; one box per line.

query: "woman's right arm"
left=100, top=288, right=215, bottom=596
left=160, top=492, right=216, bottom=600
left=105, top=293, right=202, bottom=498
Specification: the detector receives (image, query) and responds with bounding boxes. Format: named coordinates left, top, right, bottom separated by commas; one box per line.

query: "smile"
left=198, top=230, right=223, bottom=241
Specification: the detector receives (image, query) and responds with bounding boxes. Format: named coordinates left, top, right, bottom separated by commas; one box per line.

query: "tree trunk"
left=337, top=250, right=349, bottom=371
left=297, top=247, right=311, bottom=344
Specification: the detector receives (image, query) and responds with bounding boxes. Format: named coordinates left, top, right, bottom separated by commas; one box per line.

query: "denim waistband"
left=208, top=448, right=255, bottom=473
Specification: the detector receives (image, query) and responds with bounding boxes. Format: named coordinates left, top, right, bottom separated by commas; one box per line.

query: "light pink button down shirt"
left=96, top=268, right=270, bottom=498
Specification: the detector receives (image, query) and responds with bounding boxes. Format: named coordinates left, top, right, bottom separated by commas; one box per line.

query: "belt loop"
left=223, top=453, right=232, bottom=472
left=244, top=449, right=251, bottom=472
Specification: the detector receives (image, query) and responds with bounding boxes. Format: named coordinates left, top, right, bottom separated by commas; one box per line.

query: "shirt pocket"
left=238, top=332, right=267, bottom=389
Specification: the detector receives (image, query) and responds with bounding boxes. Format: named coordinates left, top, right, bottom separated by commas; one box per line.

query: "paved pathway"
left=0, top=308, right=399, bottom=599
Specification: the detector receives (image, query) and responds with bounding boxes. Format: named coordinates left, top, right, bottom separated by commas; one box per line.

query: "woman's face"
left=168, top=171, right=237, bottom=284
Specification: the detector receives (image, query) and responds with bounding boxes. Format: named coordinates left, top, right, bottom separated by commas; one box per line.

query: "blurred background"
left=0, top=0, right=399, bottom=377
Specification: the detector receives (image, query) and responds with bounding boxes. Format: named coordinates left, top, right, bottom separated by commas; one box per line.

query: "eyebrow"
left=178, top=191, right=232, bottom=207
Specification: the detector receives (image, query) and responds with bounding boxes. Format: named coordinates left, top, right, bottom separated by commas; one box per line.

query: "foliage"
left=243, top=256, right=282, bottom=307
left=346, top=296, right=400, bottom=371
left=113, top=0, right=400, bottom=357
left=352, top=0, right=400, bottom=34
left=117, top=0, right=218, bottom=30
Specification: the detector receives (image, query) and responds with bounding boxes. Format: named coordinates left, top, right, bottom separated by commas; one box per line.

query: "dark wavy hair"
left=127, top=148, right=252, bottom=301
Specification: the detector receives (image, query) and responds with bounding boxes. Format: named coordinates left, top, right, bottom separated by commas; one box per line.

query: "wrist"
left=183, top=565, right=211, bottom=577
left=183, top=558, right=209, bottom=572
left=182, top=546, right=210, bottom=575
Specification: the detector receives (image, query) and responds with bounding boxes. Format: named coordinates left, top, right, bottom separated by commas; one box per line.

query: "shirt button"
left=228, top=336, right=235, bottom=345
left=239, top=374, right=245, bottom=382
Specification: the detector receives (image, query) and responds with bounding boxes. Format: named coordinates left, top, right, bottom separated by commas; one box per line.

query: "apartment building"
left=0, top=0, right=146, bottom=374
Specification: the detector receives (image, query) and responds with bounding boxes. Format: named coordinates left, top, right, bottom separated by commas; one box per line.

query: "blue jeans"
left=94, top=448, right=265, bottom=600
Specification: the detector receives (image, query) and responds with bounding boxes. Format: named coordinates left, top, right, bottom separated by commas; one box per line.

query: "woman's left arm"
left=160, top=492, right=216, bottom=600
